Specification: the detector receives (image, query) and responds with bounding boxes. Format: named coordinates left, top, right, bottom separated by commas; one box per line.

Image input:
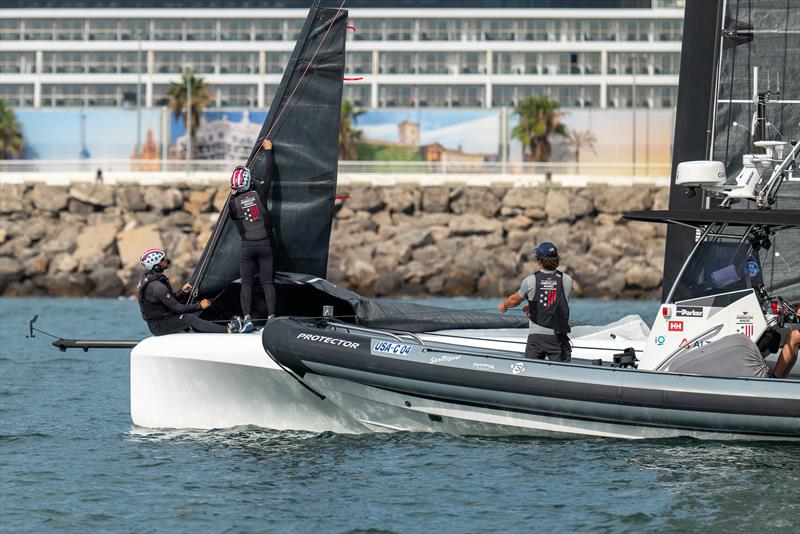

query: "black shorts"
left=524, top=333, right=572, bottom=362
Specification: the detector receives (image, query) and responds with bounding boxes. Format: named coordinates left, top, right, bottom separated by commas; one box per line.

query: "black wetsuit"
left=227, top=149, right=276, bottom=318
left=138, top=273, right=226, bottom=336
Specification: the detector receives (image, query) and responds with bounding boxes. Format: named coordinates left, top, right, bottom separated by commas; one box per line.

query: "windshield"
left=670, top=239, right=763, bottom=303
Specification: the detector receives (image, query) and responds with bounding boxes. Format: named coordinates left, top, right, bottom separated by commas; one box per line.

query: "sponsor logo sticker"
left=472, top=362, right=495, bottom=371
left=745, top=261, right=760, bottom=278
left=662, top=306, right=671, bottom=319
left=655, top=335, right=666, bottom=346
left=510, top=362, right=525, bottom=375
left=372, top=341, right=413, bottom=356
left=675, top=306, right=704, bottom=318
left=296, top=333, right=360, bottom=349
left=736, top=311, right=753, bottom=324
left=668, top=321, right=684, bottom=332
left=430, top=354, right=461, bottom=364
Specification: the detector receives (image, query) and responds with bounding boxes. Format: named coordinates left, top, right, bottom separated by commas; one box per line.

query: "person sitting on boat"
left=773, top=303, right=800, bottom=379
left=227, top=138, right=277, bottom=334
left=137, top=248, right=234, bottom=336
left=497, top=242, right=573, bottom=362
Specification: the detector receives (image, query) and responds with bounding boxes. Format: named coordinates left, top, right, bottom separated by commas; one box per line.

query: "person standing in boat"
left=137, top=248, right=233, bottom=335
left=497, top=242, right=573, bottom=361
left=773, top=303, right=800, bottom=378
left=227, top=138, right=277, bottom=334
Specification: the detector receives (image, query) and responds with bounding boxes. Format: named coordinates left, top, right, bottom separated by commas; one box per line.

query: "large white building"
left=0, top=0, right=684, bottom=110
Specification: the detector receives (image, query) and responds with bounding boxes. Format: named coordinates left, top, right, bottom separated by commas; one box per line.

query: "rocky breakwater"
left=0, top=182, right=667, bottom=299
left=329, top=184, right=668, bottom=299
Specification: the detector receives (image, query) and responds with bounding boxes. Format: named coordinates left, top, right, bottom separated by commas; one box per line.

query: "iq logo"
left=668, top=321, right=684, bottom=332
left=655, top=335, right=666, bottom=346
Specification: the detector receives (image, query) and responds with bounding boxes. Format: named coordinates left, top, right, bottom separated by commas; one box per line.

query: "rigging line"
left=264, top=0, right=347, bottom=141
left=779, top=0, right=790, bottom=145
left=724, top=0, right=742, bottom=167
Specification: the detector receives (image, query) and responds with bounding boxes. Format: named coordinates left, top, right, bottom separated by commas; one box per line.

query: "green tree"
left=339, top=100, right=364, bottom=160
left=511, top=95, right=567, bottom=162
left=167, top=71, right=213, bottom=153
left=0, top=99, right=25, bottom=159
left=564, top=129, right=598, bottom=168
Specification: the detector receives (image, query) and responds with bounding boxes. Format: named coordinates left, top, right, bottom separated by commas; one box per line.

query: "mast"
left=661, top=0, right=726, bottom=301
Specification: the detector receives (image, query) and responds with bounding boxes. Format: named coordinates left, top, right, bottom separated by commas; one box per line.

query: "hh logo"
left=668, top=321, right=684, bottom=332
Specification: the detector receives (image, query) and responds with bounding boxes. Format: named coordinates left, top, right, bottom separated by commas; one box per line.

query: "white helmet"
left=230, top=165, right=252, bottom=193
left=140, top=248, right=166, bottom=271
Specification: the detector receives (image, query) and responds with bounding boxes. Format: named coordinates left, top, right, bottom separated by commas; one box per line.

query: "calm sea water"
left=1, top=297, right=798, bottom=533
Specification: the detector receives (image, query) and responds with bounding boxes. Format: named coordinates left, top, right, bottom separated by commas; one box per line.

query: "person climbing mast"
left=228, top=138, right=277, bottom=333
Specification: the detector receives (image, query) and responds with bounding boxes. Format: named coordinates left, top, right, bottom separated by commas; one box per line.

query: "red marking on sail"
left=344, top=76, right=364, bottom=81
left=346, top=25, right=357, bottom=32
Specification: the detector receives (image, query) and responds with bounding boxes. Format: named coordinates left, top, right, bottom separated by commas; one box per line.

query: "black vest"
left=526, top=270, right=571, bottom=334
left=137, top=273, right=173, bottom=322
left=234, top=190, right=269, bottom=241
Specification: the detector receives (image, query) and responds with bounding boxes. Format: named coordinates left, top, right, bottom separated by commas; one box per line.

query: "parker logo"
left=676, top=306, right=703, bottom=318
left=668, top=321, right=684, bottom=332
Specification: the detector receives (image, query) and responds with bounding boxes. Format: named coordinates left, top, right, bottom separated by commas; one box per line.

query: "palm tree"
left=511, top=95, right=567, bottom=162
left=0, top=99, right=25, bottom=160
left=564, top=129, right=598, bottom=170
left=167, top=71, right=213, bottom=156
left=339, top=100, right=364, bottom=160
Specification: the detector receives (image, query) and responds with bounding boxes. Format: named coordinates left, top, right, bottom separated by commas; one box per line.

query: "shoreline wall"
left=0, top=183, right=667, bottom=299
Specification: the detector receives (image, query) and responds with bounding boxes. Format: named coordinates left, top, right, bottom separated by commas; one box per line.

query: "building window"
left=652, top=53, right=680, bottom=75
left=0, top=84, right=34, bottom=107
left=379, top=52, right=415, bottom=74
left=607, top=52, right=650, bottom=75
left=450, top=85, right=484, bottom=107
left=345, top=52, right=371, bottom=75
left=154, top=52, right=183, bottom=74
left=24, top=19, right=54, bottom=41
left=152, top=84, right=172, bottom=106
left=656, top=19, right=682, bottom=41
left=220, top=52, right=257, bottom=74
left=42, top=52, right=84, bottom=74
left=343, top=84, right=370, bottom=108
left=417, top=85, right=448, bottom=107
left=254, top=20, right=282, bottom=41
left=0, top=19, right=21, bottom=41
left=0, top=52, right=36, bottom=74
left=265, top=52, right=289, bottom=74
left=56, top=19, right=85, bottom=41
left=379, top=85, right=415, bottom=107
left=620, top=20, right=651, bottom=42
left=350, top=19, right=382, bottom=41
left=186, top=19, right=217, bottom=41
left=88, top=19, right=118, bottom=41
left=265, top=84, right=279, bottom=105
left=218, top=85, right=257, bottom=107
left=285, top=19, right=304, bottom=41
left=119, top=19, right=149, bottom=41
left=458, top=52, right=483, bottom=74
left=41, top=84, right=85, bottom=107
left=153, top=19, right=183, bottom=40
left=221, top=19, right=252, bottom=41
left=519, top=19, right=557, bottom=41
left=418, top=52, right=449, bottom=75
left=86, top=52, right=117, bottom=73
left=419, top=20, right=449, bottom=41
left=386, top=20, right=414, bottom=41
left=492, top=85, right=599, bottom=108
left=187, top=52, right=216, bottom=74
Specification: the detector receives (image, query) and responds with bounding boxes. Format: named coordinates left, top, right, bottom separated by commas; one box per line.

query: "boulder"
left=69, top=183, right=115, bottom=207
left=503, top=215, right=533, bottom=232
left=651, top=187, right=670, bottom=211
left=421, top=187, right=450, bottom=213
left=0, top=235, right=31, bottom=256
left=593, top=186, right=651, bottom=214
left=379, top=187, right=416, bottom=214
left=0, top=228, right=6, bottom=244
left=67, top=198, right=95, bottom=215
left=115, top=186, right=147, bottom=211
left=596, top=272, right=627, bottom=296
left=212, top=188, right=230, bottom=212
left=625, top=264, right=662, bottom=290
left=502, top=187, right=548, bottom=210
left=19, top=219, right=50, bottom=242
left=29, top=184, right=69, bottom=213
left=144, top=187, right=184, bottom=212
left=0, top=184, right=25, bottom=214
left=73, top=223, right=118, bottom=264
left=184, top=189, right=215, bottom=215
left=450, top=188, right=502, bottom=218
left=88, top=268, right=124, bottom=297
left=448, top=214, right=503, bottom=236
left=51, top=253, right=78, bottom=274
left=40, top=225, right=80, bottom=254
left=116, top=224, right=162, bottom=270
left=345, top=188, right=384, bottom=212
left=442, top=269, right=477, bottom=296
left=164, top=211, right=195, bottom=227
left=373, top=270, right=404, bottom=296
left=545, top=189, right=594, bottom=223
left=0, top=256, right=23, bottom=292
left=47, top=272, right=91, bottom=297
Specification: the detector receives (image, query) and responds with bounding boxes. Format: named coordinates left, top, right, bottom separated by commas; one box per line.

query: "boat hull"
left=130, top=333, right=368, bottom=433
left=263, top=318, right=800, bottom=440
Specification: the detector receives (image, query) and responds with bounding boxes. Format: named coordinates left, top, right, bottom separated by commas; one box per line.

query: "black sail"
left=189, top=4, right=348, bottom=304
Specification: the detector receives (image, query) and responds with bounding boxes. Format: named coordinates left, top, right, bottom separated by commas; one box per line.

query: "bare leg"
left=773, top=329, right=800, bottom=378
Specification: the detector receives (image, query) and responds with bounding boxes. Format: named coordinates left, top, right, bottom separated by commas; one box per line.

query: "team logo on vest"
left=675, top=306, right=703, bottom=318
left=240, top=194, right=261, bottom=223
left=538, top=277, right=559, bottom=308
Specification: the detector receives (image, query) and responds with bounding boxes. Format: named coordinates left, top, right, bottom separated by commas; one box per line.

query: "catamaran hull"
left=263, top=318, right=800, bottom=441
left=130, top=333, right=368, bottom=433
